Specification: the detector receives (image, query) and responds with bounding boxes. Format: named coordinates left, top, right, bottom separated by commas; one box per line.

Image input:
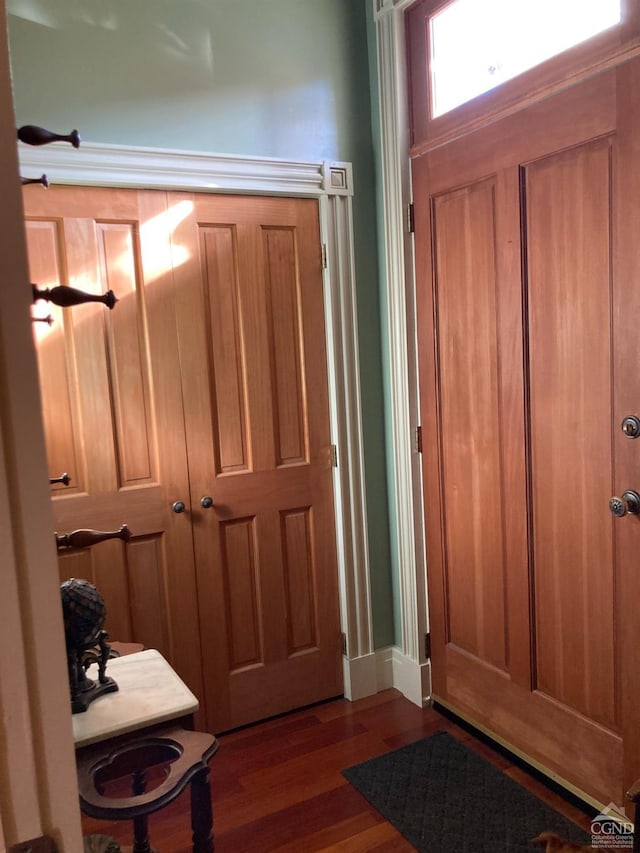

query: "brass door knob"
left=621, top=416, right=640, bottom=438
left=609, top=490, right=640, bottom=517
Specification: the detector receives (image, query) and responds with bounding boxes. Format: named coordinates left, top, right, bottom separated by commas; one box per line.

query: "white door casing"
left=373, top=0, right=431, bottom=706
left=0, top=3, right=84, bottom=848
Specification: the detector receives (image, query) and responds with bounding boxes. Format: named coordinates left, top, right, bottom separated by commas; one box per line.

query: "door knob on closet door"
left=609, top=490, right=640, bottom=517
left=621, top=416, right=640, bottom=438
left=172, top=500, right=186, bottom=514
left=200, top=496, right=214, bottom=509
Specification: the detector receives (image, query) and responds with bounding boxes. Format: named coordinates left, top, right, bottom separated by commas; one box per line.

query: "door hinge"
left=330, top=444, right=338, bottom=467
left=408, top=202, right=415, bottom=233
left=424, top=631, right=431, bottom=659
left=415, top=425, right=423, bottom=453
left=342, top=632, right=347, bottom=655
left=321, top=242, right=328, bottom=269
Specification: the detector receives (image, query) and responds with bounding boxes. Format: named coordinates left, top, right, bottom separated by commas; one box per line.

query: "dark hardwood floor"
left=81, top=689, right=595, bottom=852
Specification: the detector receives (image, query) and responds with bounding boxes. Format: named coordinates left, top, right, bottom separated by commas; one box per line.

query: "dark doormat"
left=342, top=731, right=592, bottom=852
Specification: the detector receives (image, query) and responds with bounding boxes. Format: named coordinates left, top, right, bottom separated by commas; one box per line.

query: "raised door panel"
left=98, top=222, right=155, bottom=488
left=282, top=507, right=317, bottom=654
left=23, top=187, right=204, bottom=711
left=433, top=179, right=508, bottom=671
left=263, top=226, right=308, bottom=466
left=198, top=224, right=249, bottom=474
left=525, top=138, right=617, bottom=730
left=220, top=516, right=262, bottom=670
left=429, top=168, right=532, bottom=694
left=27, top=219, right=85, bottom=495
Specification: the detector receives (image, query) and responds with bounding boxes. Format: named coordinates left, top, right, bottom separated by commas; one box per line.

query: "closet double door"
left=24, top=186, right=343, bottom=733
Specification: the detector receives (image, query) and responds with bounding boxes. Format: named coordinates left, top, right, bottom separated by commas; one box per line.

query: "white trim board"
left=19, top=141, right=353, bottom=198
left=19, top=141, right=375, bottom=699
left=372, top=0, right=430, bottom=703
left=375, top=646, right=432, bottom=706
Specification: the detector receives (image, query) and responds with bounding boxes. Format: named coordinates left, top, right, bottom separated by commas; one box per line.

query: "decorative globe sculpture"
left=61, top=577, right=106, bottom=648
left=60, top=578, right=118, bottom=713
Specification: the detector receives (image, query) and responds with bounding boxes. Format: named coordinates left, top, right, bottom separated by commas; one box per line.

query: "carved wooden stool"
left=76, top=726, right=218, bottom=853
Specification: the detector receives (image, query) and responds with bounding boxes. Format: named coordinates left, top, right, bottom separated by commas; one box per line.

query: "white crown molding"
left=20, top=139, right=373, bottom=697
left=373, top=0, right=429, bottom=676
left=18, top=140, right=353, bottom=198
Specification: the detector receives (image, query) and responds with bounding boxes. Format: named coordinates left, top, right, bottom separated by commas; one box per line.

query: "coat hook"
left=17, top=125, right=81, bottom=148
left=55, top=524, right=131, bottom=550
left=32, top=283, right=117, bottom=310
left=21, top=173, right=49, bottom=188
left=49, top=472, right=71, bottom=487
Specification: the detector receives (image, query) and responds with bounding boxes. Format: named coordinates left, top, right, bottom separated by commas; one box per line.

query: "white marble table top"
left=72, top=648, right=199, bottom=748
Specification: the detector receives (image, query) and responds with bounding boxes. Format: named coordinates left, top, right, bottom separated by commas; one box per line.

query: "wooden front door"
left=413, top=59, right=640, bottom=805
left=170, top=193, right=343, bottom=732
left=24, top=186, right=206, bottom=712
left=24, top=186, right=342, bottom=734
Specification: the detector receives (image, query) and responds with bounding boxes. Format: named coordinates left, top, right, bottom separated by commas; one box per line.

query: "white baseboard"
left=389, top=646, right=431, bottom=707
left=375, top=646, right=394, bottom=691
left=342, top=652, right=378, bottom=701
left=343, top=646, right=432, bottom=706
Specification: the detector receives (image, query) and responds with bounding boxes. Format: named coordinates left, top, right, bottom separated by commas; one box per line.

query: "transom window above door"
left=429, top=0, right=622, bottom=117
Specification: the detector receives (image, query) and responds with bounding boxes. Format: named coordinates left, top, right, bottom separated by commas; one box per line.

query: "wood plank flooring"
left=80, top=689, right=595, bottom=852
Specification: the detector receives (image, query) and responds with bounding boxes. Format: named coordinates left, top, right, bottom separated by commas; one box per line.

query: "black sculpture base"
left=71, top=675, right=119, bottom=714
left=67, top=628, right=119, bottom=714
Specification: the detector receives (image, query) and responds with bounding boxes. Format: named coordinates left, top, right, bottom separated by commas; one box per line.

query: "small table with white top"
left=74, top=649, right=217, bottom=852
left=73, top=648, right=199, bottom=748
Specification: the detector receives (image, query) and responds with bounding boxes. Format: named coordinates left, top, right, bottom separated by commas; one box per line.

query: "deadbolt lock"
left=609, top=490, right=640, bottom=517
left=621, top=416, right=640, bottom=438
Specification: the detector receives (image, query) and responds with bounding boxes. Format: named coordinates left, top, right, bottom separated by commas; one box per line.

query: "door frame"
left=19, top=141, right=377, bottom=699
left=0, top=4, right=84, bottom=848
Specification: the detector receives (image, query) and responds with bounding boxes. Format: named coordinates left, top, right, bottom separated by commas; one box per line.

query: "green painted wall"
left=8, top=0, right=395, bottom=648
